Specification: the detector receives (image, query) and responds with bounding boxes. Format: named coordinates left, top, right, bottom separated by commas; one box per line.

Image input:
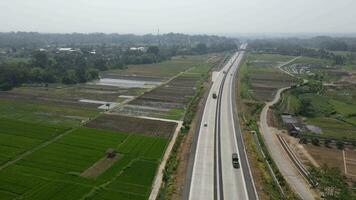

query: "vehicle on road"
left=232, top=153, right=240, bottom=168
left=204, top=123, right=207, bottom=127
left=212, top=93, right=217, bottom=99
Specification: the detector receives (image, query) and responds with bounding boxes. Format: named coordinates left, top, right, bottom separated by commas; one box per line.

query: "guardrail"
left=277, top=135, right=318, bottom=187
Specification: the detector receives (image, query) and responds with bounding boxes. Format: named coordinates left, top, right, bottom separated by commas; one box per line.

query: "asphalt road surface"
left=188, top=46, right=258, bottom=200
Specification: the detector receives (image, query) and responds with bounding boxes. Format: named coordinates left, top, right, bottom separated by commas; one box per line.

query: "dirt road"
left=259, top=87, right=316, bottom=200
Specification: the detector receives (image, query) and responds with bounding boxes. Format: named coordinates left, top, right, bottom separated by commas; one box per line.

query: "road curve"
left=259, top=87, right=316, bottom=200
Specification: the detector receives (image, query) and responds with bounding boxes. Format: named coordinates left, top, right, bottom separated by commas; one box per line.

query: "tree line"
left=248, top=36, right=356, bottom=65
left=0, top=42, right=238, bottom=90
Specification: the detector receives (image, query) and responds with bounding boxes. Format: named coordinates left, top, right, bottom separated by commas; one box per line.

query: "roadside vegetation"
left=249, top=37, right=356, bottom=198
left=237, top=53, right=298, bottom=199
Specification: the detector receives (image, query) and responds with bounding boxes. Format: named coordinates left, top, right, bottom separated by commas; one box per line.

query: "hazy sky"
left=1, top=0, right=356, bottom=35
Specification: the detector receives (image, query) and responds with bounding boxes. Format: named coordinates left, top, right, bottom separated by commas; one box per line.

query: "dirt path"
left=259, top=87, right=317, bottom=199
left=149, top=120, right=183, bottom=200
left=0, top=128, right=75, bottom=171
left=276, top=56, right=300, bottom=77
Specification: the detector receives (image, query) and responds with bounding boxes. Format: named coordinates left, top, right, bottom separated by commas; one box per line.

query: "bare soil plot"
left=242, top=54, right=298, bottom=102
left=249, top=72, right=296, bottom=101
left=6, top=84, right=142, bottom=105
left=130, top=76, right=199, bottom=108
left=85, top=114, right=177, bottom=138
left=104, top=55, right=208, bottom=78
left=100, top=74, right=165, bottom=82
left=344, top=150, right=356, bottom=178
left=304, top=144, right=344, bottom=173
left=81, top=154, right=121, bottom=178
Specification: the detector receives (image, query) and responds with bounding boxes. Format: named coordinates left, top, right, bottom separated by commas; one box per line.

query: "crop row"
left=0, top=126, right=168, bottom=199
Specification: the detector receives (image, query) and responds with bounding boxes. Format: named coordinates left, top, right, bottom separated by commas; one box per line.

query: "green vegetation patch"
left=0, top=118, right=67, bottom=165
left=118, top=134, right=168, bottom=160
left=108, top=55, right=210, bottom=78
left=306, top=117, right=356, bottom=139
left=0, top=126, right=168, bottom=199
left=22, top=181, right=92, bottom=200
left=0, top=98, right=98, bottom=127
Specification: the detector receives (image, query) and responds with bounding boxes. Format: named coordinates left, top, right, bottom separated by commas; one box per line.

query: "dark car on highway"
left=232, top=153, right=240, bottom=168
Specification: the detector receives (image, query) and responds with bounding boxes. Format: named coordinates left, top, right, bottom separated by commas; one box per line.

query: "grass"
left=279, top=92, right=301, bottom=114
left=0, top=127, right=168, bottom=199
left=0, top=98, right=98, bottom=127
left=159, top=108, right=185, bottom=120
left=107, top=55, right=212, bottom=78
left=292, top=56, right=332, bottom=66
left=277, top=85, right=356, bottom=140
left=306, top=117, right=356, bottom=140
left=249, top=53, right=295, bottom=62
left=329, top=99, right=356, bottom=116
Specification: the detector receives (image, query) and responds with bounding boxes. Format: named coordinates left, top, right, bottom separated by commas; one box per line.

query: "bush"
left=336, top=141, right=345, bottom=150
left=324, top=139, right=332, bottom=148
left=311, top=138, right=320, bottom=146
left=299, top=137, right=308, bottom=144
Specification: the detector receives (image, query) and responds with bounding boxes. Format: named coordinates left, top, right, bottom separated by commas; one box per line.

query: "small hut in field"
left=106, top=148, right=117, bottom=158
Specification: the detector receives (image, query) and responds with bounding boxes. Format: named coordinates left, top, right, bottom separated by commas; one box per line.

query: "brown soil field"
left=304, top=144, right=345, bottom=172
left=0, top=91, right=98, bottom=108
left=100, top=73, right=166, bottom=82
left=85, top=114, right=177, bottom=138
left=305, top=144, right=356, bottom=180
left=0, top=84, right=144, bottom=109
left=81, top=154, right=121, bottom=178
left=129, top=76, right=199, bottom=109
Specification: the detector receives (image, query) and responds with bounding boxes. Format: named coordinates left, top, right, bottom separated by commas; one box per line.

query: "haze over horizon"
left=1, top=0, right=356, bottom=35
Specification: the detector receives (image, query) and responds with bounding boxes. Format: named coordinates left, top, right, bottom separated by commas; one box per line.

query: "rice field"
left=0, top=127, right=168, bottom=200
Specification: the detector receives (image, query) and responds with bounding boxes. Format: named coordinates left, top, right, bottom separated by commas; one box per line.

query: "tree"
left=147, top=46, right=159, bottom=55
left=32, top=51, right=49, bottom=68
left=29, top=67, right=45, bottom=82
left=336, top=141, right=344, bottom=150
left=93, top=58, right=108, bottom=71
left=194, top=43, right=207, bottom=54
left=299, top=98, right=314, bottom=116
left=310, top=165, right=353, bottom=199
left=311, top=137, right=320, bottom=146
left=62, top=69, right=78, bottom=84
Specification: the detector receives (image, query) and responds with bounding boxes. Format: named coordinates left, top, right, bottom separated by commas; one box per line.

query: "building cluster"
left=281, top=114, right=322, bottom=137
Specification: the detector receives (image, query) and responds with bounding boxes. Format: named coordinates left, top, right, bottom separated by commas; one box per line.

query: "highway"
left=187, top=45, right=258, bottom=200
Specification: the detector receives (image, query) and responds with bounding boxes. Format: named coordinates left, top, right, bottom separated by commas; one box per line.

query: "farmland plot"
left=0, top=127, right=169, bottom=200
left=111, top=54, right=221, bottom=120
left=242, top=53, right=297, bottom=101
left=0, top=98, right=98, bottom=127
left=0, top=118, right=67, bottom=165
left=86, top=114, right=177, bottom=138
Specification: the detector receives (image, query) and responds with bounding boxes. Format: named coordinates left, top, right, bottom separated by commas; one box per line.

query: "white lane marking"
left=189, top=88, right=213, bottom=199
left=228, top=53, right=249, bottom=200
left=190, top=58, right=231, bottom=200
left=232, top=52, right=260, bottom=200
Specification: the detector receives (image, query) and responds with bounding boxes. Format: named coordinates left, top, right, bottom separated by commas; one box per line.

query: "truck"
left=212, top=93, right=217, bottom=99
left=232, top=153, right=240, bottom=168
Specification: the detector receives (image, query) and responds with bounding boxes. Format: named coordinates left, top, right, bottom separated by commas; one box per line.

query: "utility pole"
left=157, top=28, right=161, bottom=46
